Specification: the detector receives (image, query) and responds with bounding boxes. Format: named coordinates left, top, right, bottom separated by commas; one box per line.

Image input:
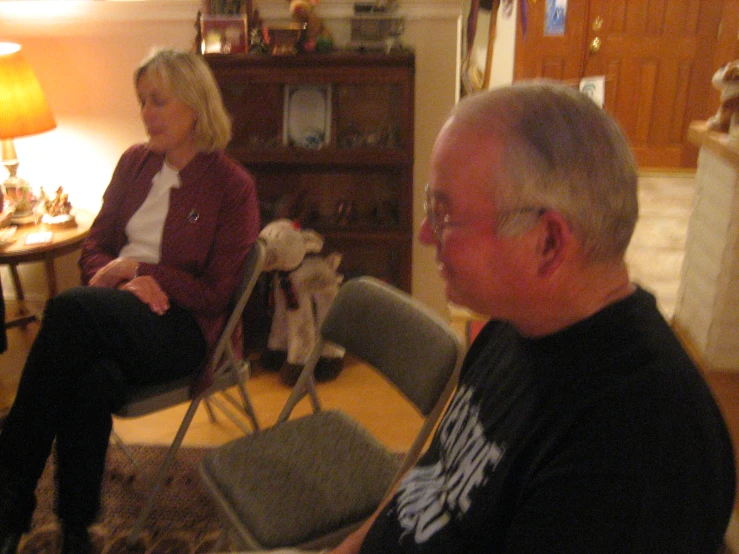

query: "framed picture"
left=283, top=84, right=332, bottom=149
left=200, top=15, right=249, bottom=54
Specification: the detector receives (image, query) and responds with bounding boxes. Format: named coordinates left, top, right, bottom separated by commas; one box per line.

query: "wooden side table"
left=0, top=209, right=95, bottom=328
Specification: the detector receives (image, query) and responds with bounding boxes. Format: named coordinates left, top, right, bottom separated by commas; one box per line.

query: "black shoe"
left=279, top=362, right=304, bottom=387
left=0, top=464, right=35, bottom=553
left=60, top=523, right=92, bottom=554
left=315, top=356, right=344, bottom=382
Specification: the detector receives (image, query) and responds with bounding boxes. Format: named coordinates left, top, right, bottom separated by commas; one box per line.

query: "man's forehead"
left=428, top=180, right=498, bottom=210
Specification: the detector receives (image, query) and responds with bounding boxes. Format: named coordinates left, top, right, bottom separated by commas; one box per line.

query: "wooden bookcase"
left=205, top=51, right=415, bottom=291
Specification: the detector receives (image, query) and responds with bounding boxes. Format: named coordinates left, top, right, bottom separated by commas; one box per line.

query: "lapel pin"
left=188, top=209, right=200, bottom=223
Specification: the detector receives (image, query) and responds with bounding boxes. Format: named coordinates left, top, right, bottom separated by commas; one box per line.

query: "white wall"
left=469, top=0, right=517, bottom=89
left=0, top=0, right=516, bottom=318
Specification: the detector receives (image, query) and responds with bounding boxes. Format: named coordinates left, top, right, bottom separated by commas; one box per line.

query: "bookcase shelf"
left=206, top=50, right=415, bottom=290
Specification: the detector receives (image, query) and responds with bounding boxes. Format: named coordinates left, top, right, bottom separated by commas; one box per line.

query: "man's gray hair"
left=451, top=81, right=639, bottom=262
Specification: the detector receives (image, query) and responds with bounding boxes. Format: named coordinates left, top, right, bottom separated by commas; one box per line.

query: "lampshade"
left=0, top=42, right=56, bottom=140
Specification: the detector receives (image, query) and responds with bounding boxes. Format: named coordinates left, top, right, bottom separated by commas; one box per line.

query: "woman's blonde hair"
left=135, top=48, right=232, bottom=152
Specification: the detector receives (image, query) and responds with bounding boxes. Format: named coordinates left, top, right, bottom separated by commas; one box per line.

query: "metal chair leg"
left=110, top=429, right=139, bottom=469
left=203, top=397, right=219, bottom=423
left=126, top=398, right=203, bottom=545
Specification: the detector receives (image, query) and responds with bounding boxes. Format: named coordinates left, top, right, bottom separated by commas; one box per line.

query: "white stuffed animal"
left=259, top=219, right=345, bottom=386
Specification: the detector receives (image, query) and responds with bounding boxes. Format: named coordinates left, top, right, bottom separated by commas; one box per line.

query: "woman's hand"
left=89, top=257, right=139, bottom=288
left=120, top=275, right=170, bottom=315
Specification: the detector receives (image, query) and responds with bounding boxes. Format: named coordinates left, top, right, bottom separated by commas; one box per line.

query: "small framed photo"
left=200, top=15, right=248, bottom=54
left=283, top=84, right=332, bottom=149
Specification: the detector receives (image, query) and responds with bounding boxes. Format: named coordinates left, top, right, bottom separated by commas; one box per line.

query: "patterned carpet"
left=19, top=444, right=223, bottom=554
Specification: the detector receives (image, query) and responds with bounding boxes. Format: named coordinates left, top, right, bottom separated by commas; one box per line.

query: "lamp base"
left=3, top=174, right=38, bottom=222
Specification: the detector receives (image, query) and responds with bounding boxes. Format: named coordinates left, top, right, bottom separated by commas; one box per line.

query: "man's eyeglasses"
left=424, top=183, right=545, bottom=242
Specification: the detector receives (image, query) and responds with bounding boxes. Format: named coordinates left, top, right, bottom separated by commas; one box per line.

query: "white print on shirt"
left=395, top=385, right=505, bottom=544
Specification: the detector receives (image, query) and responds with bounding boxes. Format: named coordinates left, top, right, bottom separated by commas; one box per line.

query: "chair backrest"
left=206, top=238, right=267, bottom=379
left=322, top=276, right=463, bottom=416
left=278, top=276, right=465, bottom=480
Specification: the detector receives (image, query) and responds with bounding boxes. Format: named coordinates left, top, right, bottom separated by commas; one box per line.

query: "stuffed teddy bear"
left=259, top=219, right=345, bottom=386
left=289, top=0, right=333, bottom=52
left=707, top=60, right=739, bottom=133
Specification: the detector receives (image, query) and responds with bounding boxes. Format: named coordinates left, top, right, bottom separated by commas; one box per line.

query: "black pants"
left=0, top=286, right=206, bottom=525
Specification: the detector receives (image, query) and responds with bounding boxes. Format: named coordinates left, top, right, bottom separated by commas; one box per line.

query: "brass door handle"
left=589, top=37, right=602, bottom=54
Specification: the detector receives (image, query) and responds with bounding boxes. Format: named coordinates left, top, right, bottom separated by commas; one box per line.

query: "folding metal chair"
left=199, top=276, right=465, bottom=551
left=112, top=239, right=266, bottom=544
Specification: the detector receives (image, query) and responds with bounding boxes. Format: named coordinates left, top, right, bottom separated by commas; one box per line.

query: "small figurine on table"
left=40, top=186, right=76, bottom=228
left=43, top=186, right=72, bottom=217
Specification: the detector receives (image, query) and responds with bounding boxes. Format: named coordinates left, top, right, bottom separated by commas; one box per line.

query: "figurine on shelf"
left=707, top=60, right=739, bottom=133
left=248, top=9, right=270, bottom=54
left=289, top=0, right=333, bottom=52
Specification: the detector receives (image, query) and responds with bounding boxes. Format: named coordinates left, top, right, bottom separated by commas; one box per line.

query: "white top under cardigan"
left=118, top=161, right=180, bottom=264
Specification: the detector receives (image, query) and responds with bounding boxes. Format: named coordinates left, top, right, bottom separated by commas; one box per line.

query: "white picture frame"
left=283, top=84, right=332, bottom=149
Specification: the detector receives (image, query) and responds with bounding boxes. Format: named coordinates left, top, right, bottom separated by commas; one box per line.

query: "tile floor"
left=625, top=171, right=696, bottom=319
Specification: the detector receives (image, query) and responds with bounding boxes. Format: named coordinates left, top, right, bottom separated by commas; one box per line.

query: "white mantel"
left=673, top=122, right=739, bottom=372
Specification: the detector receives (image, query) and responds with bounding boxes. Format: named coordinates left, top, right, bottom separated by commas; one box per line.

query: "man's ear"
left=535, top=210, right=571, bottom=277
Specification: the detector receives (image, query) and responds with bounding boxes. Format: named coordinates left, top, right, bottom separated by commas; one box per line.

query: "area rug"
left=19, top=444, right=223, bottom=554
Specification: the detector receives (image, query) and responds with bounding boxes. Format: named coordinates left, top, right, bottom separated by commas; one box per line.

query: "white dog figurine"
left=259, top=219, right=344, bottom=386
left=707, top=60, right=739, bottom=133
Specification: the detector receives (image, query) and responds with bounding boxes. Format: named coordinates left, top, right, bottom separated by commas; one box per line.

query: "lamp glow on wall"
left=0, top=42, right=56, bottom=221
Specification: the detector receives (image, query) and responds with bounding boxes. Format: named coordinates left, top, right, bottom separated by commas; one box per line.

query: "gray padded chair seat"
left=201, top=409, right=401, bottom=547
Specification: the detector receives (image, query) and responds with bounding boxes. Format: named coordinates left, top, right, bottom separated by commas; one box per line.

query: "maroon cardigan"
left=79, top=144, right=260, bottom=393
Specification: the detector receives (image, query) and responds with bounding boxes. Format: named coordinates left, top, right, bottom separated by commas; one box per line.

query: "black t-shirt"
left=361, top=288, right=735, bottom=553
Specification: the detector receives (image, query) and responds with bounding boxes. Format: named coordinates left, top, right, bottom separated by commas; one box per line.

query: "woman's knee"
left=44, top=286, right=91, bottom=319
left=44, top=286, right=130, bottom=323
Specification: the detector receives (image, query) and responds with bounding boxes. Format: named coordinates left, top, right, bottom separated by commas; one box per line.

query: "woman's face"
left=136, top=69, right=198, bottom=169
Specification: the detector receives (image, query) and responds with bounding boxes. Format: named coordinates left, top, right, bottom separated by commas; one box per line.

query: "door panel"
left=584, top=0, right=721, bottom=167
left=514, top=0, right=588, bottom=82
left=515, top=0, right=724, bottom=169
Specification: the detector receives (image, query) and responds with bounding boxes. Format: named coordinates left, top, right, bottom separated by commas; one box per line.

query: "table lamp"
left=0, top=42, right=56, bottom=222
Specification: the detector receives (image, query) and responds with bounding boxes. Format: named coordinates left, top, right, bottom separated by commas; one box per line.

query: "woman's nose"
left=140, top=102, right=155, bottom=120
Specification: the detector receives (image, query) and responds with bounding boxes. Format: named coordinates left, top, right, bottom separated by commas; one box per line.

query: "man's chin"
left=444, top=283, right=464, bottom=308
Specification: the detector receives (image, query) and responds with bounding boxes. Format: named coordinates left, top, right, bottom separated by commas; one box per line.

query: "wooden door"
left=515, top=0, right=724, bottom=169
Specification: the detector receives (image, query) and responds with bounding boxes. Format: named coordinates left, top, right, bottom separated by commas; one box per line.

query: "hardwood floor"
left=0, top=321, right=424, bottom=453
left=112, top=356, right=424, bottom=453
